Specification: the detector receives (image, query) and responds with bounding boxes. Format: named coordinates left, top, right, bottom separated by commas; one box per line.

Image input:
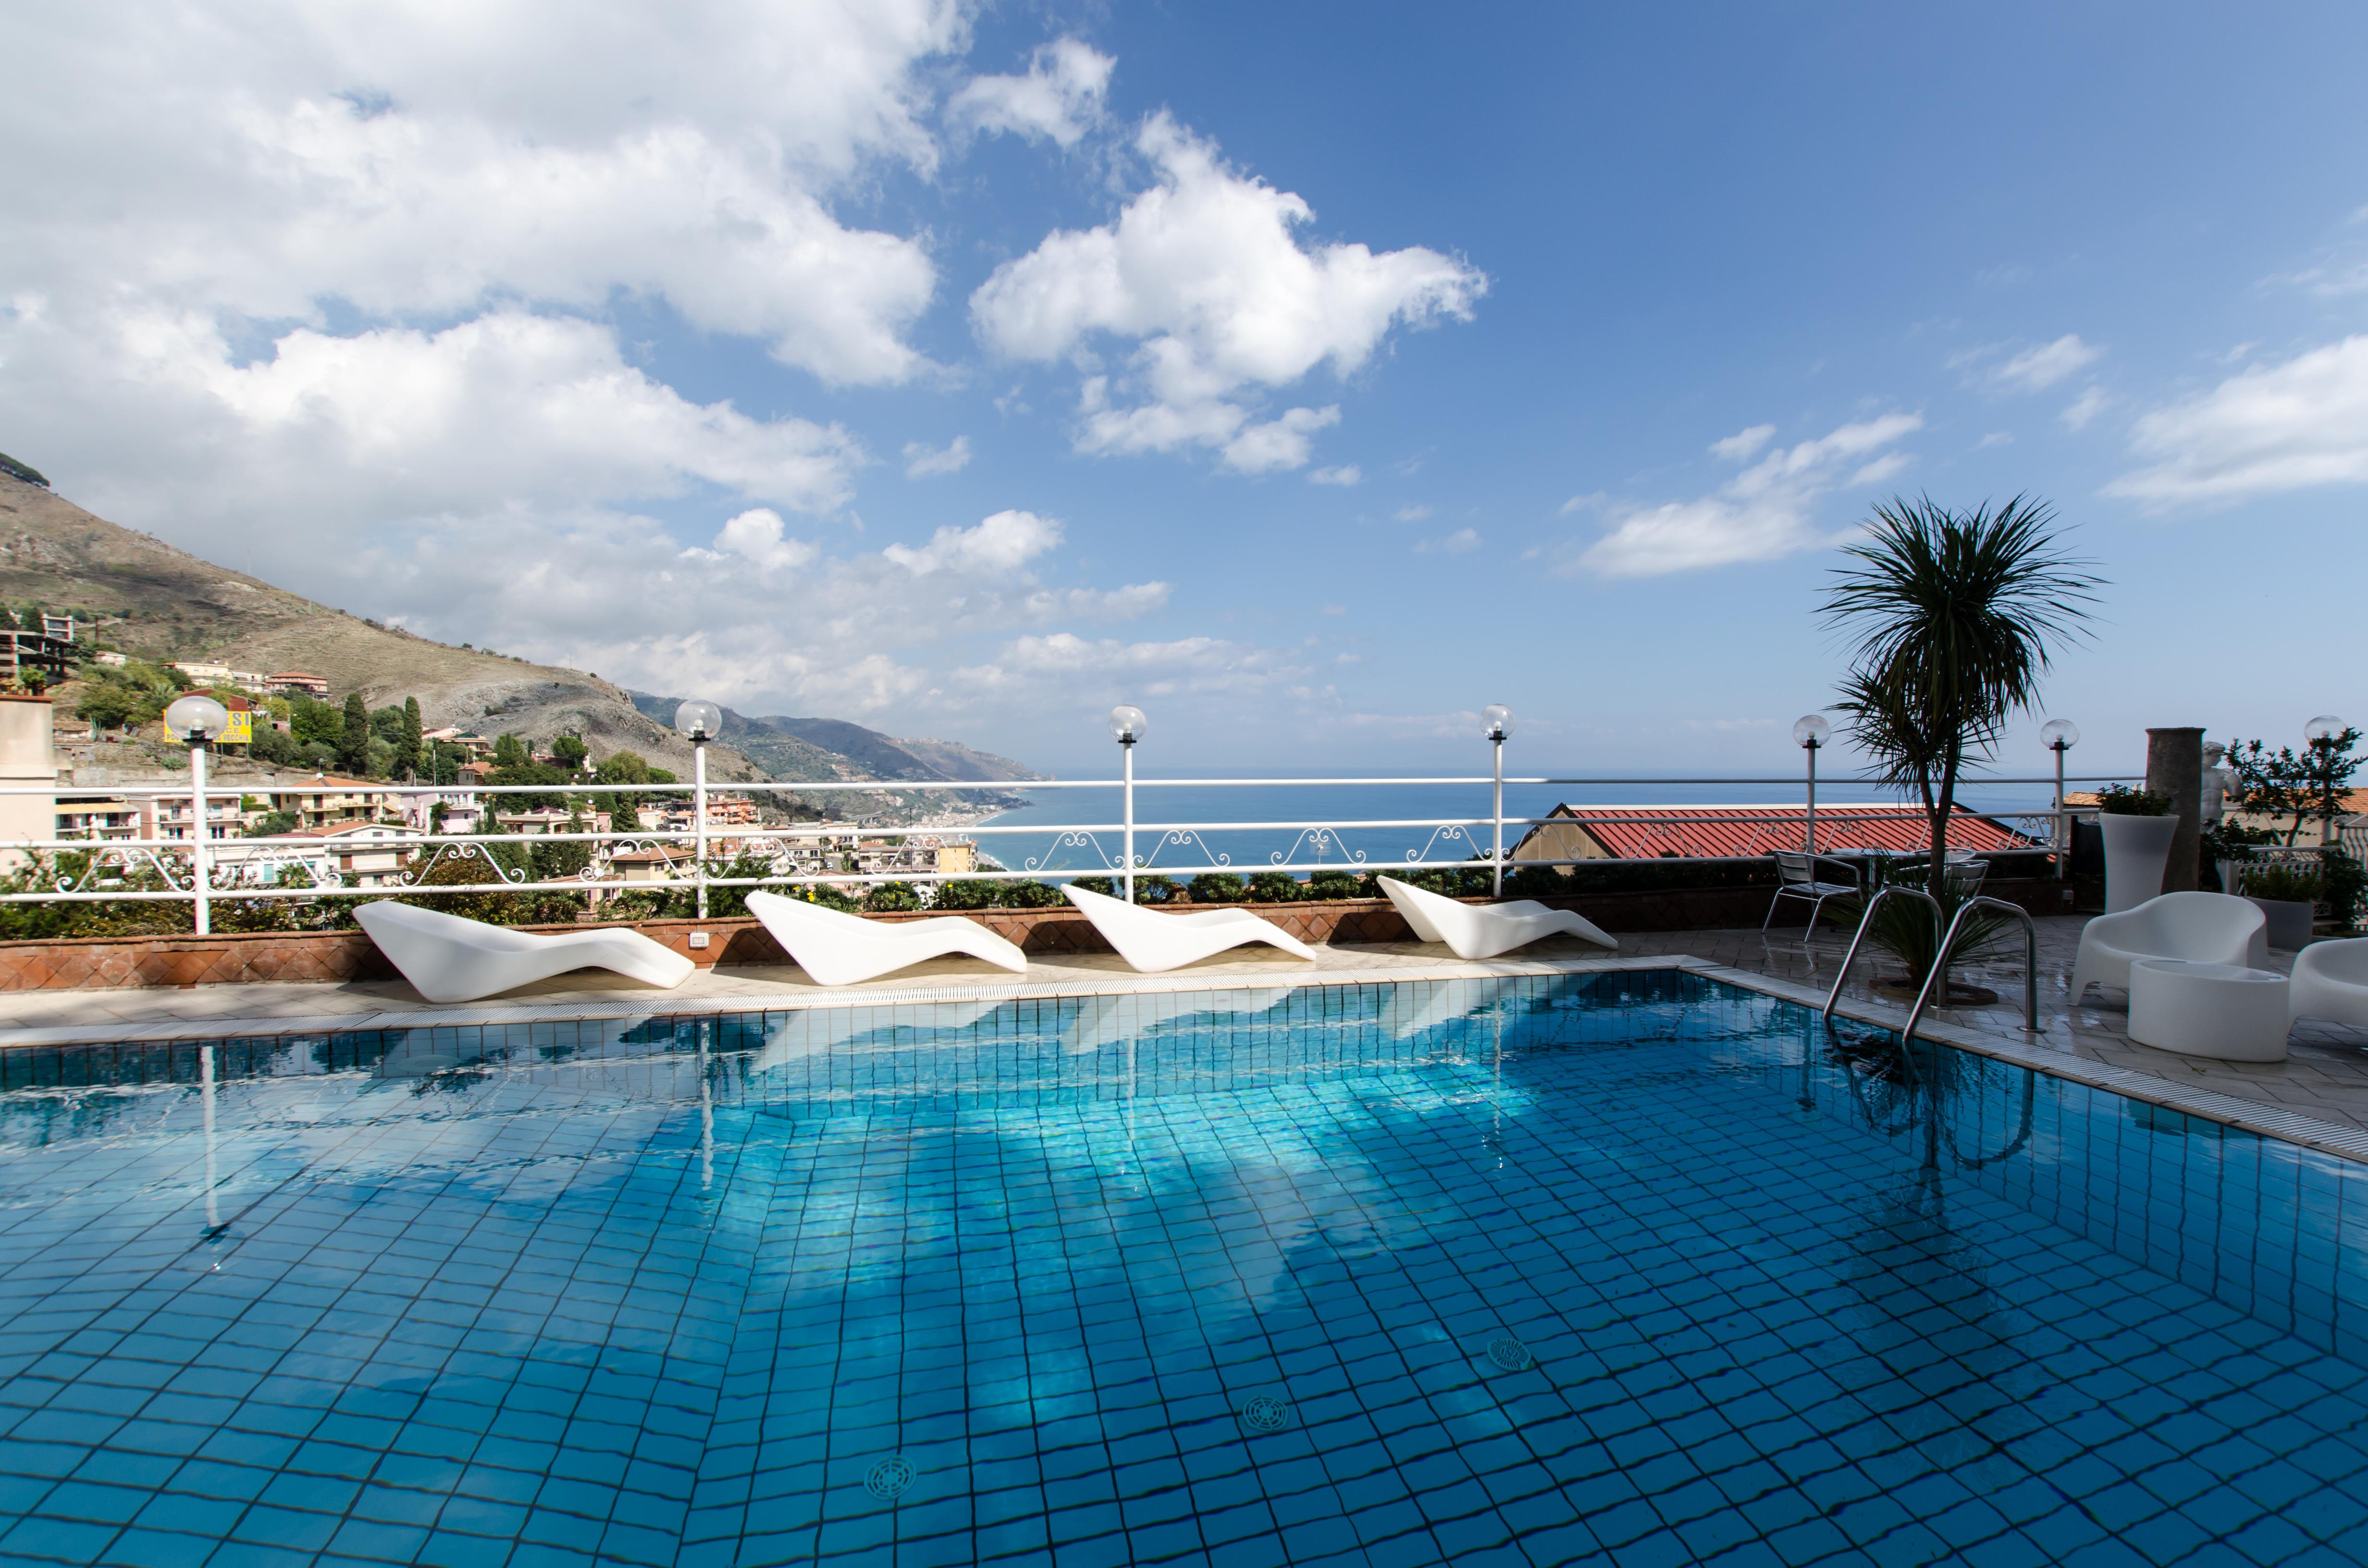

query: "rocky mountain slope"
left=1, top=472, right=1040, bottom=800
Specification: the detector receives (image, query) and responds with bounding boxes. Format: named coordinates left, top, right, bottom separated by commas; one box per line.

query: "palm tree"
left=1822, top=494, right=2101, bottom=881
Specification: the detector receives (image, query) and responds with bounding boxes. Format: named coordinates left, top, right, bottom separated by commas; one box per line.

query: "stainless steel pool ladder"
left=1822, top=887, right=2040, bottom=1042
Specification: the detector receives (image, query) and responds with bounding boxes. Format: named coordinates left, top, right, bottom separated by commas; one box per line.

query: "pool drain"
left=1239, top=1395, right=1291, bottom=1432
left=863, top=1456, right=915, bottom=1499
left=1486, top=1337, right=1534, bottom=1372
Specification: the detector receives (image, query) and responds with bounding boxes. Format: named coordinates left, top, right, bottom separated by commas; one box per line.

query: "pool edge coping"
left=8, top=950, right=2366, bottom=1168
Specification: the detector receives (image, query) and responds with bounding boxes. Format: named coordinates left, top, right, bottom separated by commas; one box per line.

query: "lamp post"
left=2041, top=719, right=2080, bottom=881
left=1109, top=706, right=1147, bottom=901
left=1792, top=715, right=1831, bottom=855
left=163, top=695, right=230, bottom=935
left=2306, top=714, right=2346, bottom=847
left=1482, top=705, right=1513, bottom=895
left=674, top=700, right=722, bottom=919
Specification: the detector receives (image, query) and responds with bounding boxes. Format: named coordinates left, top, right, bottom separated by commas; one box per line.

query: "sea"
left=966, top=772, right=2109, bottom=879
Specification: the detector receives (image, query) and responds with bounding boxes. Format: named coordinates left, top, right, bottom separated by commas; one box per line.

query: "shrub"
left=1068, top=876, right=1116, bottom=897
left=1188, top=872, right=1246, bottom=904
left=864, top=881, right=924, bottom=913
left=2097, top=784, right=2172, bottom=816
left=2242, top=863, right=2323, bottom=903
left=1306, top=869, right=1361, bottom=901
left=1503, top=863, right=1572, bottom=898
left=934, top=879, right=998, bottom=910
left=2323, top=847, right=2365, bottom=930
left=398, top=848, right=519, bottom=925
left=1246, top=871, right=1301, bottom=903
left=999, top=879, right=1061, bottom=909
left=1133, top=875, right=1180, bottom=905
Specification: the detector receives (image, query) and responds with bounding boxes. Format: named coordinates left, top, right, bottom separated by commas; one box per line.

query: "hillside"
left=1, top=473, right=1042, bottom=803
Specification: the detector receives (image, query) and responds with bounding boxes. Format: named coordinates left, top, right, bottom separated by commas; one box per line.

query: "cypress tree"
left=339, top=692, right=371, bottom=776
left=397, top=697, right=423, bottom=779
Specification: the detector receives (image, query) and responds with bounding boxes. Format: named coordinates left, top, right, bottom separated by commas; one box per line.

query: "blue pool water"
left=2, top=972, right=2367, bottom=1567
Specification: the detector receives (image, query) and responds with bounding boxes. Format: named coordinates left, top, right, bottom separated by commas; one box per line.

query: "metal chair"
left=1764, top=851, right=1864, bottom=933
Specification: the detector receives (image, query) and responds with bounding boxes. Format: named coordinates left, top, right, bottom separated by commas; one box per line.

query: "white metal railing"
left=0, top=739, right=2142, bottom=933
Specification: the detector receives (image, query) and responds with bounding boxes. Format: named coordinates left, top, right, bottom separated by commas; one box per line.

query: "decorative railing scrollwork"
left=52, top=846, right=189, bottom=894
left=394, top=842, right=530, bottom=888
left=1023, top=831, right=1120, bottom=874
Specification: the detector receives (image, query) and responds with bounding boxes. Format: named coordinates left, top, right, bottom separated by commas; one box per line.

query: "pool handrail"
left=1821, top=885, right=1944, bottom=1024
left=1902, top=895, right=2042, bottom=1042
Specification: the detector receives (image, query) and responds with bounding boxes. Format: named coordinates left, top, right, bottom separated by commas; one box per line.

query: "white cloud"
left=1309, top=465, right=1362, bottom=487
left=2107, top=335, right=2368, bottom=506
left=1567, top=413, right=1923, bottom=578
left=970, top=112, right=1484, bottom=471
left=83, top=310, right=861, bottom=519
left=1709, top=424, right=1776, bottom=461
left=1557, top=490, right=1608, bottom=515
left=883, top=509, right=1063, bottom=575
left=1393, top=504, right=1434, bottom=522
left=1416, top=527, right=1480, bottom=554
left=946, top=38, right=1113, bottom=149
left=2060, top=386, right=2111, bottom=431
left=902, top=435, right=973, bottom=478
left=686, top=508, right=820, bottom=573
left=1976, top=431, right=2013, bottom=449
left=1993, top=334, right=2103, bottom=391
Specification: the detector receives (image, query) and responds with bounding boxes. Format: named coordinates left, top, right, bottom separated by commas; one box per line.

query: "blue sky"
left=6, top=3, right=2364, bottom=776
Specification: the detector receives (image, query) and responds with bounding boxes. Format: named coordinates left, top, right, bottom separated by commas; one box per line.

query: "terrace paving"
left=4, top=912, right=2366, bottom=1160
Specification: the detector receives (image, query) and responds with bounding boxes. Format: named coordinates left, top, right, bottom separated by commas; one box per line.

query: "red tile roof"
left=1530, top=803, right=2030, bottom=859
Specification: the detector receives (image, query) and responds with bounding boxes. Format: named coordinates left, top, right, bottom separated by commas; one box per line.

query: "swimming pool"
left=2, top=971, right=2365, bottom=1566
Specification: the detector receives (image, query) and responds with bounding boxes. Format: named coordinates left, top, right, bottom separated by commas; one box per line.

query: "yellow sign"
left=159, top=710, right=253, bottom=745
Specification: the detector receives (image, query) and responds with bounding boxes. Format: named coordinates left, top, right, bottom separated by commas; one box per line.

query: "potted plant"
left=2095, top=784, right=2177, bottom=914
left=2240, top=861, right=2320, bottom=950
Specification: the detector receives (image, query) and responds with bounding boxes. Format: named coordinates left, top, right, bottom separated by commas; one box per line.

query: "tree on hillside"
left=550, top=735, right=589, bottom=772
left=492, top=734, right=528, bottom=770
left=339, top=692, right=371, bottom=776
left=397, top=697, right=423, bottom=779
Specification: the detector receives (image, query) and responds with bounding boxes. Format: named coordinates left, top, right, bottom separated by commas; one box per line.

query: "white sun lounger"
left=357, top=900, right=696, bottom=1004
left=746, top=890, right=1027, bottom=987
left=1061, top=883, right=1317, bottom=973
left=1377, top=877, right=1619, bottom=960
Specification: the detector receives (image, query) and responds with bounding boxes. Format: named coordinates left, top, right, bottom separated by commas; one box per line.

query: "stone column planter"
left=2100, top=814, right=2179, bottom=914
left=2246, top=897, right=2315, bottom=951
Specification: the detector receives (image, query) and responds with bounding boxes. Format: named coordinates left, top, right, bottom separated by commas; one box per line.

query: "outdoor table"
left=2128, top=957, right=2291, bottom=1063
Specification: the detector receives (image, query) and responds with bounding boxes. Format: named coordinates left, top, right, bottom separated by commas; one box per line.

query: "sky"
left=4, top=2, right=2365, bottom=778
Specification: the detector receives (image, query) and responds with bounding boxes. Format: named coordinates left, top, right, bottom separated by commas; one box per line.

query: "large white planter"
left=2099, top=814, right=2179, bottom=914
left=2246, top=896, right=2315, bottom=951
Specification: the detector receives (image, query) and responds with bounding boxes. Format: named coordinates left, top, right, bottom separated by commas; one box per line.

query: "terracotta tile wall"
left=0, top=881, right=2067, bottom=992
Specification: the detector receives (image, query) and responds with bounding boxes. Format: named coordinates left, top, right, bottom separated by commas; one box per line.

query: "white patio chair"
left=1061, top=883, right=1317, bottom=973
left=2290, top=938, right=2368, bottom=1031
left=1763, top=851, right=1864, bottom=933
left=745, top=890, right=1025, bottom=987
left=357, top=901, right=696, bottom=1004
left=1378, top=877, right=1618, bottom=960
left=2069, top=891, right=2269, bottom=1004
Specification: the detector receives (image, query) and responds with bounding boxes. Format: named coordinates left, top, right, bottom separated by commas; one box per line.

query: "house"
left=267, top=672, right=331, bottom=698
left=605, top=846, right=688, bottom=883
left=495, top=808, right=613, bottom=837
left=141, top=791, right=244, bottom=845
left=277, top=821, right=423, bottom=887
left=167, top=662, right=269, bottom=692
left=262, top=774, right=403, bottom=830
left=54, top=793, right=142, bottom=842
left=1509, top=802, right=2029, bottom=863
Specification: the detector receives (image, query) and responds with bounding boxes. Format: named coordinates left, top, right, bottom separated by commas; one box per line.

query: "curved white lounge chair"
left=2068, top=891, right=2269, bottom=1004
left=1378, top=877, right=1619, bottom=960
left=1061, top=883, right=1317, bottom=973
left=2290, top=938, right=2368, bottom=1031
left=746, top=890, right=1027, bottom=987
left=356, top=901, right=696, bottom=1004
